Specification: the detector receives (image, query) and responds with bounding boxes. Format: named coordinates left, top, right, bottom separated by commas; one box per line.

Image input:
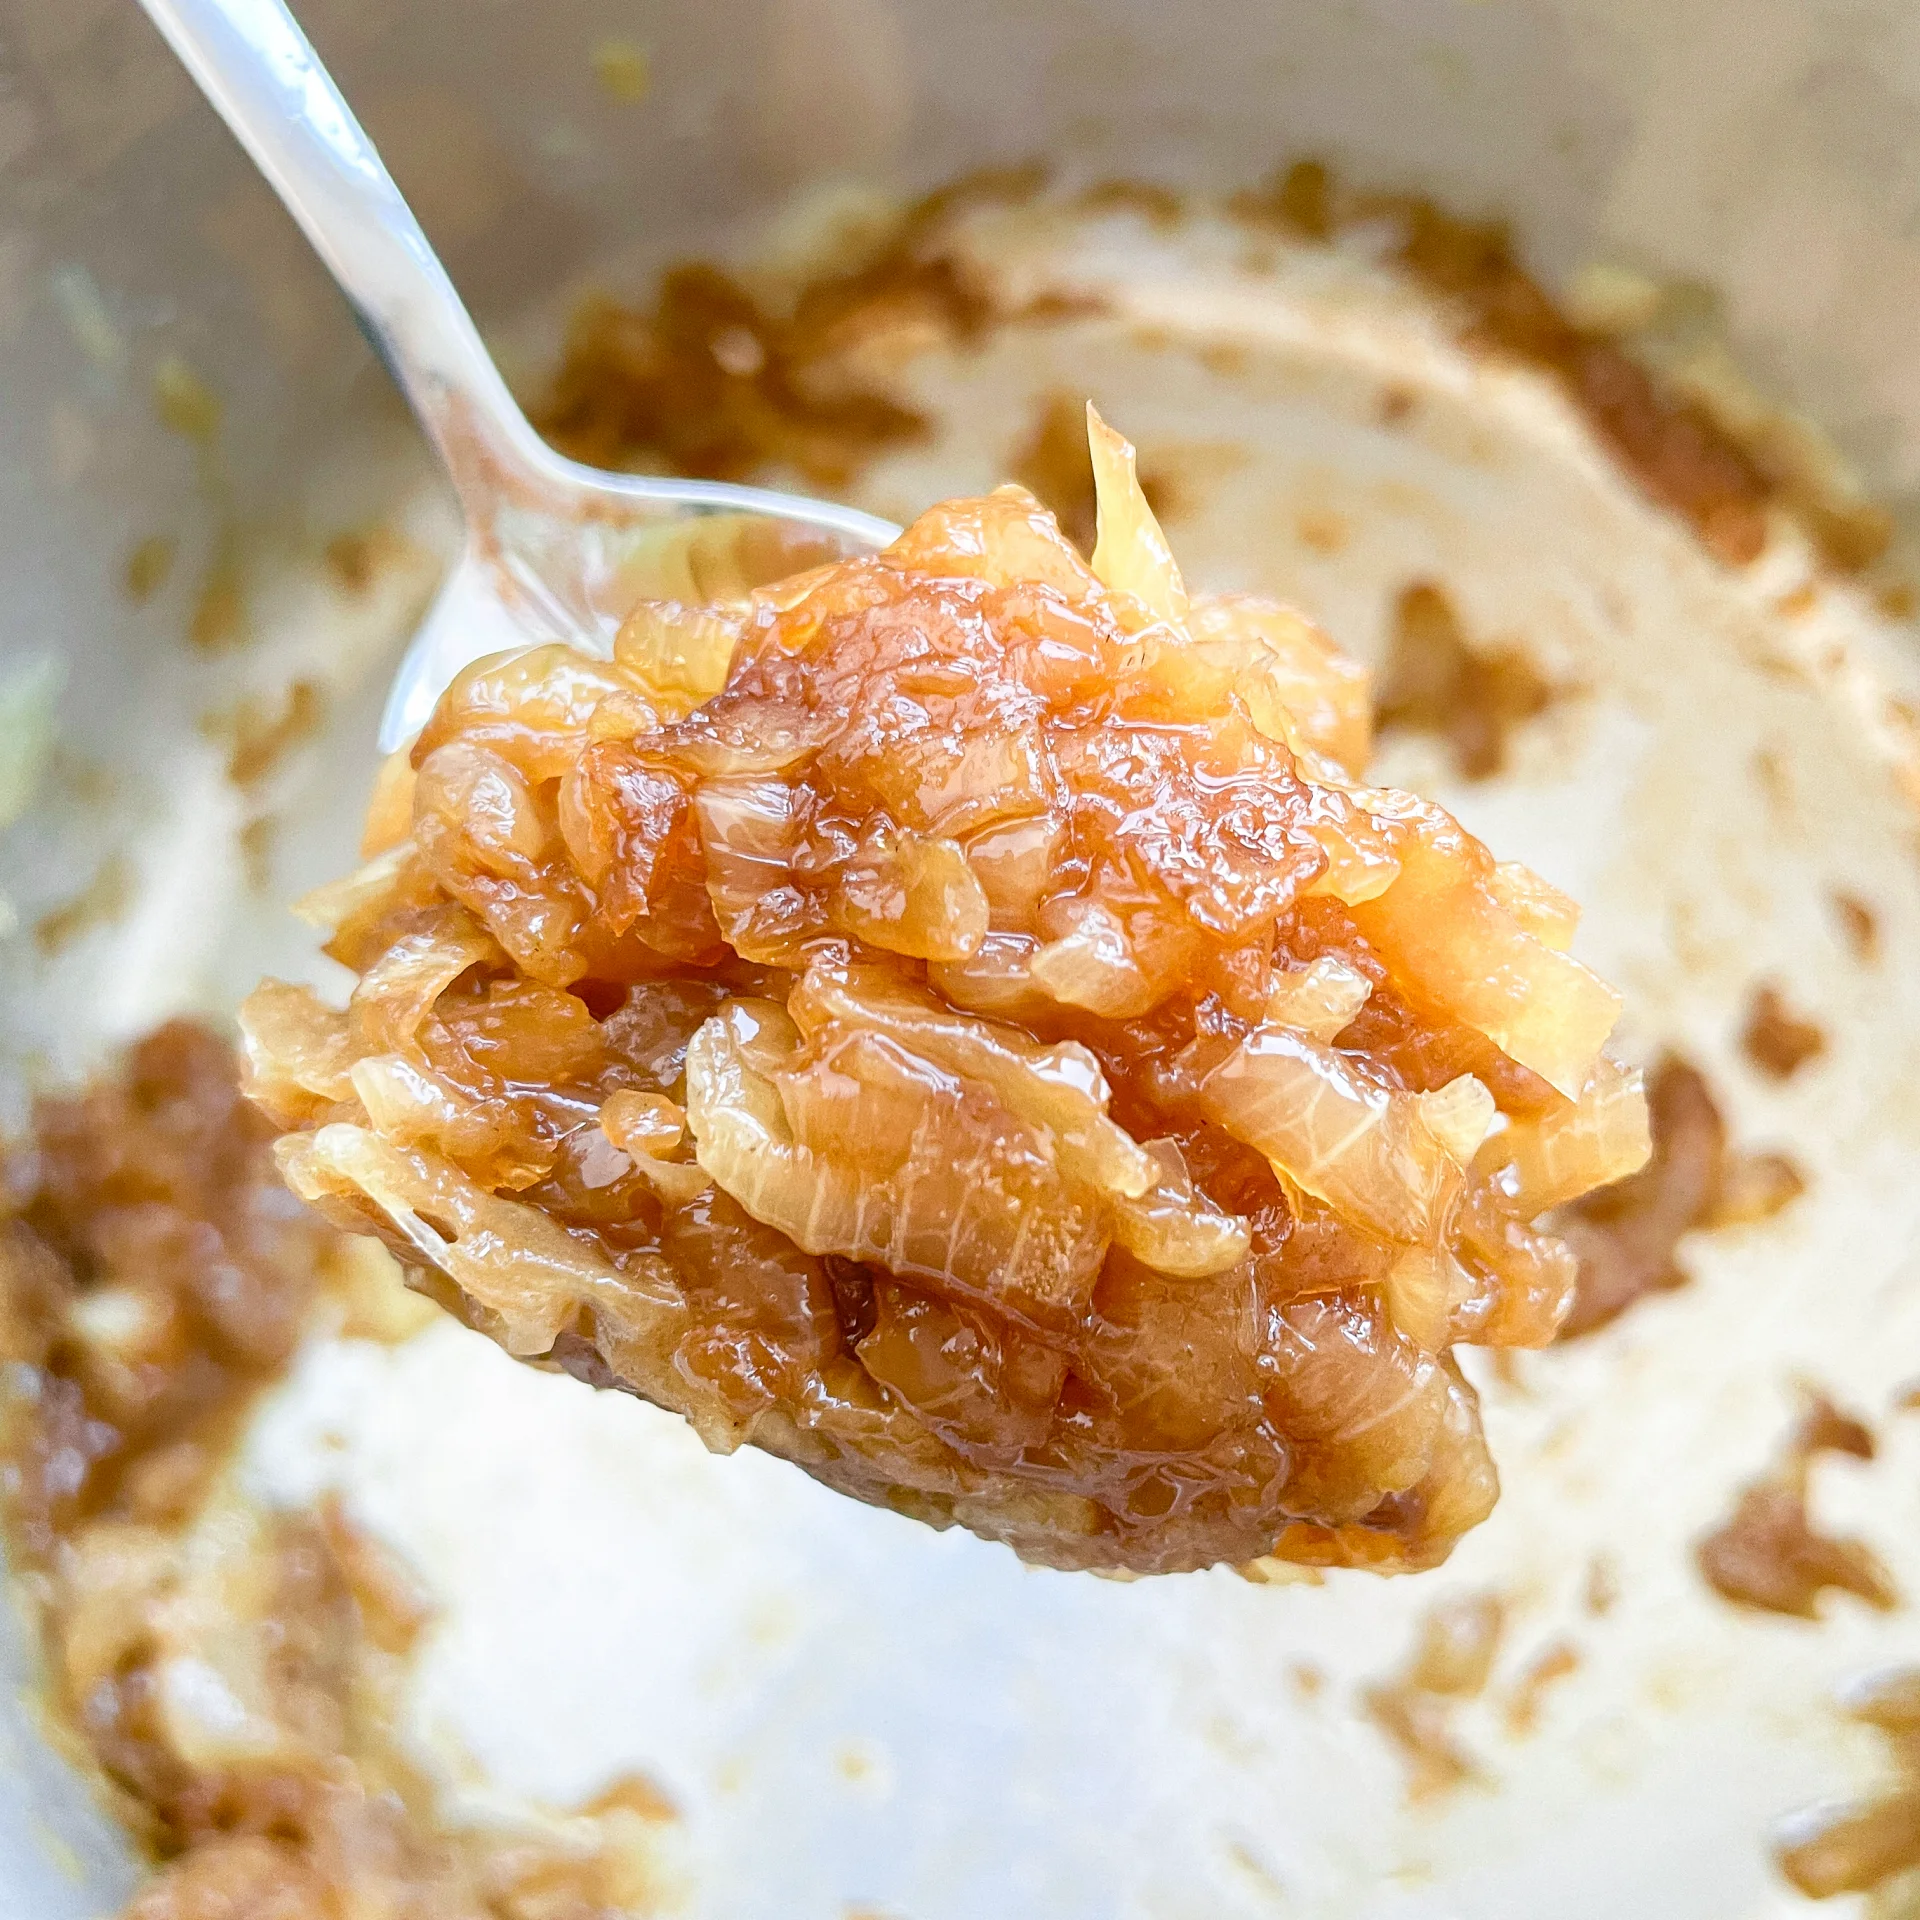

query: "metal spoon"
left=139, top=0, right=900, bottom=752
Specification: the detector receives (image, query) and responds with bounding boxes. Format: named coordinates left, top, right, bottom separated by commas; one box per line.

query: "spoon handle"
left=138, top=0, right=551, bottom=508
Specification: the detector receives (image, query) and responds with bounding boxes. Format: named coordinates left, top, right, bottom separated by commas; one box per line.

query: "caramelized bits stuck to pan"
left=1697, top=1395, right=1895, bottom=1619
left=1778, top=1669, right=1920, bottom=1899
left=242, top=411, right=1648, bottom=1576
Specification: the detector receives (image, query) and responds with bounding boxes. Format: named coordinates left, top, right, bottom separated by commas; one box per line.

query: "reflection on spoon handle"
left=137, top=0, right=549, bottom=505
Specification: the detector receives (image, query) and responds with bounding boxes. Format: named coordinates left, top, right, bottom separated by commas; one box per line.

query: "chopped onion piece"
left=360, top=747, right=417, bottom=857
left=1489, top=860, right=1580, bottom=951
left=693, top=776, right=802, bottom=962
left=928, top=933, right=1054, bottom=1023
left=237, top=981, right=356, bottom=1123
left=598, top=1089, right=708, bottom=1204
left=624, top=1149, right=711, bottom=1209
left=348, top=1053, right=474, bottom=1142
left=1189, top=594, right=1373, bottom=777
left=832, top=831, right=989, bottom=962
left=790, top=962, right=1154, bottom=1199
left=1416, top=1075, right=1497, bottom=1168
left=277, top=1124, right=681, bottom=1358
left=1109, top=1140, right=1251, bottom=1278
left=1491, top=1053, right=1651, bottom=1213
left=1197, top=1027, right=1462, bottom=1243
left=346, top=904, right=500, bottom=1056
left=600, top=1089, right=686, bottom=1157
left=1349, top=820, right=1621, bottom=1099
left=1264, top=956, right=1373, bottom=1041
left=1301, top=807, right=1402, bottom=906
left=415, top=643, right=649, bottom=783
left=1030, top=899, right=1157, bottom=1017
left=1087, top=402, right=1189, bottom=629
left=614, top=599, right=743, bottom=712
left=1265, top=1295, right=1446, bottom=1492
left=1385, top=1244, right=1466, bottom=1352
left=881, top=483, right=1106, bottom=608
left=686, top=1003, right=1107, bottom=1324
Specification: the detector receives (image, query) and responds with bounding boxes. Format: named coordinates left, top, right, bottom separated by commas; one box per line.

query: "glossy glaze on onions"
left=242, top=410, right=1647, bottom=1575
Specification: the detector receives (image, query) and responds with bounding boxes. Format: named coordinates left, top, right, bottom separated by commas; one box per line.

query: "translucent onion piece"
left=1409, top=1367, right=1501, bottom=1545
left=1300, top=805, right=1402, bottom=906
left=791, top=969, right=1244, bottom=1277
left=617, top=510, right=848, bottom=608
left=1266, top=1295, right=1447, bottom=1502
left=1490, top=1053, right=1652, bottom=1213
left=622, top=1150, right=711, bottom=1209
left=832, top=831, right=989, bottom=962
left=614, top=598, right=743, bottom=712
left=1265, top=1376, right=1497, bottom=1574
left=444, top=978, right=607, bottom=1087
left=748, top=558, right=844, bottom=616
left=556, top=741, right=682, bottom=895
left=1030, top=899, right=1157, bottom=1018
left=1109, top=1140, right=1252, bottom=1278
left=415, top=740, right=550, bottom=869
left=1453, top=1186, right=1579, bottom=1348
left=1262, top=1367, right=1496, bottom=1577
left=345, top=1052, right=566, bottom=1190
left=1197, top=1027, right=1467, bottom=1243
left=276, top=1123, right=682, bottom=1359
left=1489, top=859, right=1580, bottom=952
left=1384, top=1244, right=1466, bottom=1351
left=693, top=776, right=804, bottom=962
left=686, top=1003, right=1108, bottom=1324
left=1264, top=956, right=1373, bottom=1041
left=348, top=1052, right=489, bottom=1146
left=1083, top=1251, right=1266, bottom=1455
left=1189, top=593, right=1373, bottom=777
left=962, top=816, right=1063, bottom=931
left=728, top=995, right=803, bottom=1074
left=1087, top=404, right=1189, bottom=629
left=291, top=842, right=415, bottom=934
left=346, top=902, right=499, bottom=1055
left=599, top=1090, right=709, bottom=1206
left=360, top=747, right=417, bottom=857
left=600, top=1089, right=686, bottom=1157
left=1418, top=1074, right=1497, bottom=1168
left=927, top=933, right=1055, bottom=1023
left=414, top=740, right=592, bottom=985
left=236, top=981, right=356, bottom=1124
left=880, top=483, right=1106, bottom=609
left=788, top=962, right=1155, bottom=1199
left=682, top=1014, right=822, bottom=1230
left=858, top=1283, right=1069, bottom=1461
left=1348, top=821, right=1621, bottom=1099
left=781, top=1027, right=1109, bottom=1319
left=415, top=643, right=650, bottom=784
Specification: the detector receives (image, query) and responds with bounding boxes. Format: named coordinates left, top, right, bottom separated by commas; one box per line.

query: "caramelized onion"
left=1490, top=1053, right=1652, bottom=1213
left=1197, top=1027, right=1478, bottom=1244
left=1347, top=818, right=1621, bottom=1098
left=686, top=1002, right=1107, bottom=1327
left=1087, top=402, right=1189, bottom=628
left=1189, top=593, right=1373, bottom=778
left=243, top=410, right=1640, bottom=1576
left=613, top=599, right=743, bottom=712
